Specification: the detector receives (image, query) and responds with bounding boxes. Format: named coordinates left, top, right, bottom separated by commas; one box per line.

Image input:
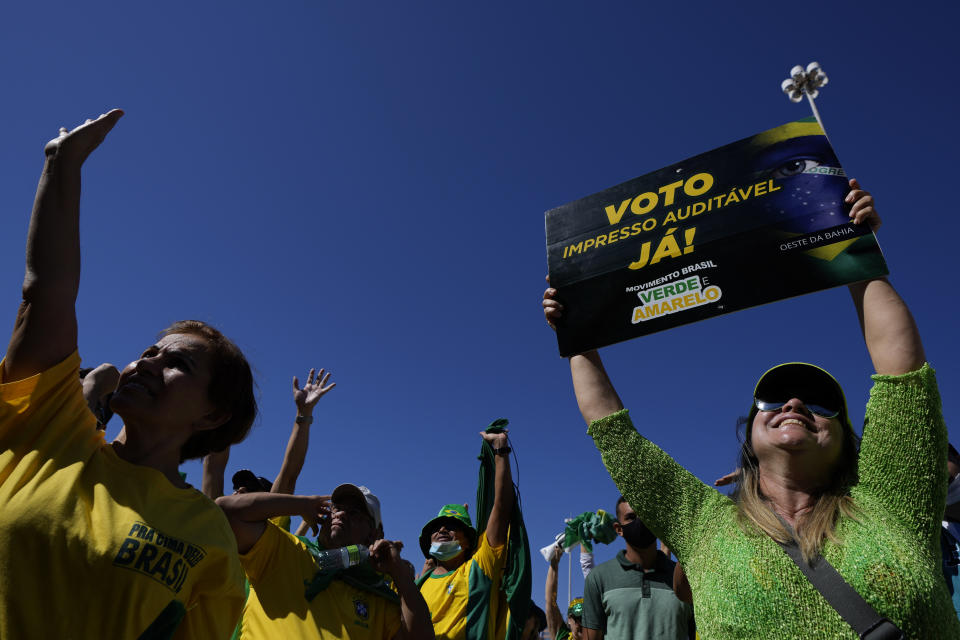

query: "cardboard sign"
left=545, top=118, right=888, bottom=356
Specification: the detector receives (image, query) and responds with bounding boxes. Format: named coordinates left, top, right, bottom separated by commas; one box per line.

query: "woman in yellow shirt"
left=0, top=111, right=255, bottom=639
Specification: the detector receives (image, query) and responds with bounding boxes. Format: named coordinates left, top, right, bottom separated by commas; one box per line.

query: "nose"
left=134, top=353, right=162, bottom=376
left=780, top=398, right=812, bottom=417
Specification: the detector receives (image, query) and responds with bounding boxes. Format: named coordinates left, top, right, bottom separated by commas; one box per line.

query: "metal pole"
left=805, top=93, right=829, bottom=142
left=567, top=544, right=572, bottom=607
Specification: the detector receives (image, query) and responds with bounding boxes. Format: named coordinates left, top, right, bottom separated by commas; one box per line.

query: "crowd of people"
left=1, top=110, right=959, bottom=640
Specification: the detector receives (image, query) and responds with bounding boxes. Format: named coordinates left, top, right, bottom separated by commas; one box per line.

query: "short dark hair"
left=160, top=321, right=258, bottom=462
left=529, top=603, right=547, bottom=632
left=615, top=495, right=629, bottom=517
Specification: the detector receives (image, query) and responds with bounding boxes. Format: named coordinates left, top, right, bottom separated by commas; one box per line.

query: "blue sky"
left=2, top=1, right=958, bottom=610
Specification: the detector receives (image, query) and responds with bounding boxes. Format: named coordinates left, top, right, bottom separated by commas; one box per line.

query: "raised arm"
left=844, top=179, right=925, bottom=375
left=80, top=362, right=119, bottom=429
left=3, top=111, right=123, bottom=382
left=481, top=430, right=514, bottom=548
left=272, top=368, right=336, bottom=495
left=544, top=285, right=624, bottom=424
left=216, top=492, right=330, bottom=553
left=202, top=448, right=231, bottom=499
left=370, top=540, right=436, bottom=640
left=545, top=545, right=565, bottom=639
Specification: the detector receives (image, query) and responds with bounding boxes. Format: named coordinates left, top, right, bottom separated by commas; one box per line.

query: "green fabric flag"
left=476, top=418, right=532, bottom=640
left=561, top=510, right=616, bottom=553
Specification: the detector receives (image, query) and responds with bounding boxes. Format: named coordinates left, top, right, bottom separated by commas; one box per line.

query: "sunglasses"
left=754, top=397, right=840, bottom=419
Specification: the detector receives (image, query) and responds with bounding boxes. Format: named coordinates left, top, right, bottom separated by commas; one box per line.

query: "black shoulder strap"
left=778, top=539, right=904, bottom=640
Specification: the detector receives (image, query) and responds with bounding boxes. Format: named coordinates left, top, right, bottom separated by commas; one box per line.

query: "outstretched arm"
left=545, top=545, right=565, bottom=639
left=544, top=285, right=624, bottom=424
left=482, top=430, right=514, bottom=548
left=3, top=111, right=123, bottom=382
left=216, top=492, right=330, bottom=553
left=844, top=179, right=925, bottom=375
left=272, top=368, right=336, bottom=495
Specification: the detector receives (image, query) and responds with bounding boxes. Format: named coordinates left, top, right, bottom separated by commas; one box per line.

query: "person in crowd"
left=80, top=362, right=120, bottom=429
left=545, top=545, right=586, bottom=640
left=217, top=483, right=433, bottom=640
left=0, top=111, right=253, bottom=638
left=542, top=180, right=960, bottom=637
left=521, top=603, right=547, bottom=640
left=942, top=443, right=960, bottom=617
left=581, top=497, right=692, bottom=640
left=202, top=366, right=335, bottom=533
left=418, top=431, right=514, bottom=640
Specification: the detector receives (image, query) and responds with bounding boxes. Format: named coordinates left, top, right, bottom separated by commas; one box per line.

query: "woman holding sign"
left=0, top=112, right=255, bottom=638
left=543, top=181, right=960, bottom=639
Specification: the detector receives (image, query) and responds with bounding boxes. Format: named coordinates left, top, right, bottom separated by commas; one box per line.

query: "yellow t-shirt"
left=239, top=523, right=402, bottom=640
left=419, top=533, right=507, bottom=640
left=0, top=351, right=246, bottom=639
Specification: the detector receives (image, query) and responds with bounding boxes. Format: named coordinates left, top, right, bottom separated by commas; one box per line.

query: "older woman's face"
left=111, top=333, right=223, bottom=436
left=750, top=397, right=845, bottom=473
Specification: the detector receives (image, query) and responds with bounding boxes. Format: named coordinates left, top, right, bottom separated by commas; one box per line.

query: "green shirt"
left=582, top=550, right=691, bottom=640
left=588, top=364, right=960, bottom=639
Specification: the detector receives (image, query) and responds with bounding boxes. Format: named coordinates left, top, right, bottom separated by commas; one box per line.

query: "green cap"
left=567, top=598, right=584, bottom=618
left=419, top=504, right=478, bottom=558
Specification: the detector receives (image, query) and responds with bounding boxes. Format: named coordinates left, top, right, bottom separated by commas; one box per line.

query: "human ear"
left=193, top=409, right=231, bottom=432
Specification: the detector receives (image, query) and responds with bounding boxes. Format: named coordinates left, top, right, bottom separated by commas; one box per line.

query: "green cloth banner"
left=561, top=510, right=616, bottom=553
left=476, top=419, right=532, bottom=640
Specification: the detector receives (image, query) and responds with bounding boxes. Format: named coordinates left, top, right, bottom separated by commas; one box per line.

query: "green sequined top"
left=588, top=364, right=960, bottom=639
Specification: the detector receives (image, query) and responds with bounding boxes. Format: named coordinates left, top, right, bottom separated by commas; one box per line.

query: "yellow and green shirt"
left=239, top=523, right=402, bottom=640
left=419, top=533, right=507, bottom=640
left=0, top=351, right=246, bottom=639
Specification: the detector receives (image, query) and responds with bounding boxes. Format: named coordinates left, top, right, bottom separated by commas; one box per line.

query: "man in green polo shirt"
left=582, top=497, right=692, bottom=640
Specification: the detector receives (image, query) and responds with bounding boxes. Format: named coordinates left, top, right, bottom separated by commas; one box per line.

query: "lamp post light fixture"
left=781, top=61, right=829, bottom=133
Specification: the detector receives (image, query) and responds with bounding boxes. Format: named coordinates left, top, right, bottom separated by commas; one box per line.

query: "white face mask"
left=429, top=540, right=462, bottom=561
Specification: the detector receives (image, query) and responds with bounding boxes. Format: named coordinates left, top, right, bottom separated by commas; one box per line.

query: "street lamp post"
left=781, top=62, right=830, bottom=134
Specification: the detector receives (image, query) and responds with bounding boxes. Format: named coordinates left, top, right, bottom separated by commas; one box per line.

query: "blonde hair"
left=733, top=412, right=861, bottom=564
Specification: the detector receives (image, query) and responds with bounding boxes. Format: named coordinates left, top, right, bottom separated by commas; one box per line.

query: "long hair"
left=732, top=410, right=861, bottom=564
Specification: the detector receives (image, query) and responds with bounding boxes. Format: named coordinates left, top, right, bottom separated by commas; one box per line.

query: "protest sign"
left=545, top=118, right=888, bottom=357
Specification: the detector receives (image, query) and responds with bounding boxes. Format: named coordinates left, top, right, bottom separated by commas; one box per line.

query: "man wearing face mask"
left=417, top=430, right=514, bottom=640
left=941, top=444, right=960, bottom=617
left=581, top=497, right=693, bottom=640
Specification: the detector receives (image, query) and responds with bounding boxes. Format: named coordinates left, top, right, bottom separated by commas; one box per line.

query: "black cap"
left=231, top=469, right=273, bottom=493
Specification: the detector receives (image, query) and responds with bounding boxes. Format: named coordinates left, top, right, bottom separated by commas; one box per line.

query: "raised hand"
left=480, top=429, right=508, bottom=449
left=543, top=276, right=563, bottom=330
left=369, top=539, right=408, bottom=579
left=845, top=178, right=881, bottom=232
left=292, top=368, right=336, bottom=414
left=300, top=494, right=333, bottom=536
left=714, top=469, right=740, bottom=487
left=44, top=110, right=124, bottom=167
left=549, top=543, right=564, bottom=566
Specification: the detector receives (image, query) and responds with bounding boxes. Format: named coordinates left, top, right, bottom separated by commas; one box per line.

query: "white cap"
left=332, top=483, right=382, bottom=530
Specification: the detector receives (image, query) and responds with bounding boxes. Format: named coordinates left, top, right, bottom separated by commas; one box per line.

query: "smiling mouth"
left=778, top=418, right=816, bottom=433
